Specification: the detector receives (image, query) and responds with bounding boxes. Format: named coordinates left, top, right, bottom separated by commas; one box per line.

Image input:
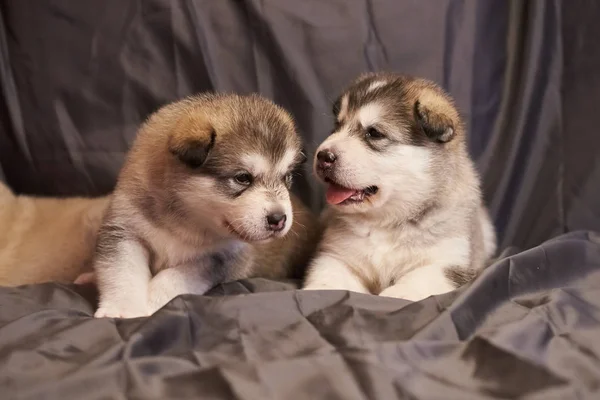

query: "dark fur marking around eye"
left=365, top=127, right=385, bottom=140
left=234, top=172, right=253, bottom=186
left=230, top=181, right=251, bottom=198
left=202, top=172, right=249, bottom=199
left=361, top=125, right=390, bottom=152
left=362, top=137, right=386, bottom=153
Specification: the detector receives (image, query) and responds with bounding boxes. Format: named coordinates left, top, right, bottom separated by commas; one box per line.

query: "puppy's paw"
left=146, top=266, right=212, bottom=315
left=146, top=299, right=167, bottom=316
left=95, top=301, right=149, bottom=319
left=147, top=284, right=179, bottom=315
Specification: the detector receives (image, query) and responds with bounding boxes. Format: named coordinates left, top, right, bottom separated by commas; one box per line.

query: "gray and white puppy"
left=94, top=94, right=320, bottom=318
left=303, top=73, right=496, bottom=300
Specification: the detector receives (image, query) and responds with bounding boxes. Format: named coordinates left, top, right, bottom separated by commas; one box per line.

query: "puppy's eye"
left=234, top=172, right=253, bottom=186
left=365, top=127, right=385, bottom=139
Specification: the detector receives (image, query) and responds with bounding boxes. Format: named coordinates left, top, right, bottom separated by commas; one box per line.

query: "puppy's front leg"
left=303, top=255, right=369, bottom=294
left=147, top=263, right=214, bottom=315
left=95, top=239, right=152, bottom=318
left=379, top=264, right=455, bottom=301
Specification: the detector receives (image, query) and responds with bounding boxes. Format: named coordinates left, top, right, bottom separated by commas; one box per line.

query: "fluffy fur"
left=0, top=181, right=109, bottom=286
left=94, top=93, right=320, bottom=318
left=303, top=73, right=496, bottom=300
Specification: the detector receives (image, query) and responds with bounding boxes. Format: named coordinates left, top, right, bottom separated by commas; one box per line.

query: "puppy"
left=94, top=93, right=320, bottom=318
left=0, top=181, right=109, bottom=286
left=303, top=73, right=496, bottom=301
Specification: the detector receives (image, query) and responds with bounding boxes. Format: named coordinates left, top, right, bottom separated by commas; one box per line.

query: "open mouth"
left=324, top=178, right=378, bottom=205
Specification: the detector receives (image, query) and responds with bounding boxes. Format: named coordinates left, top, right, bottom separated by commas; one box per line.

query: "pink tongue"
left=326, top=184, right=357, bottom=205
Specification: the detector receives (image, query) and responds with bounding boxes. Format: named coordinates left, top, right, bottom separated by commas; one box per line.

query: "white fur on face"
left=179, top=155, right=294, bottom=242
left=357, top=103, right=383, bottom=128
left=243, top=151, right=297, bottom=178
left=242, top=153, right=271, bottom=176
left=367, top=80, right=388, bottom=93
left=176, top=176, right=230, bottom=233
left=224, top=186, right=293, bottom=242
left=275, top=149, right=298, bottom=177
left=316, top=101, right=434, bottom=215
left=372, top=144, right=434, bottom=214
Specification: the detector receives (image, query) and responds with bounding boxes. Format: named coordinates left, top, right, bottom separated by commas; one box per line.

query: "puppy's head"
left=315, top=73, right=464, bottom=216
left=155, top=94, right=304, bottom=242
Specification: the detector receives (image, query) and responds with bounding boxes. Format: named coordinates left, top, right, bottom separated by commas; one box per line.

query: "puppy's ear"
left=414, top=99, right=456, bottom=143
left=168, top=113, right=216, bottom=168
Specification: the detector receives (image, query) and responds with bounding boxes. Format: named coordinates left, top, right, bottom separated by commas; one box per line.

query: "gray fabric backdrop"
left=0, top=0, right=597, bottom=250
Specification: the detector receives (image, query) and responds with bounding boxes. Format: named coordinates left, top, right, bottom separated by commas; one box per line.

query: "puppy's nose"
left=266, top=213, right=287, bottom=232
left=317, top=150, right=337, bottom=169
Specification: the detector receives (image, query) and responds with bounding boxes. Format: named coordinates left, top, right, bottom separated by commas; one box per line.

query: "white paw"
left=146, top=296, right=168, bottom=316
left=94, top=300, right=149, bottom=319
left=147, top=285, right=179, bottom=315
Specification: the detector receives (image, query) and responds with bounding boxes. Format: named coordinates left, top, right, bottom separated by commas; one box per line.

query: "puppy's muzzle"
left=266, top=213, right=287, bottom=232
left=316, top=149, right=337, bottom=174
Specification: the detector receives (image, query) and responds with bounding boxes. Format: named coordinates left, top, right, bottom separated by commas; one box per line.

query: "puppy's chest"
left=359, top=227, right=427, bottom=271
left=149, top=238, right=200, bottom=274
left=141, top=226, right=212, bottom=273
left=338, top=224, right=469, bottom=279
left=141, top=225, right=250, bottom=277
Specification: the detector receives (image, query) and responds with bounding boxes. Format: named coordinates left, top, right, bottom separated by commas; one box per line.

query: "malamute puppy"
left=94, top=94, right=320, bottom=318
left=303, top=73, right=496, bottom=301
